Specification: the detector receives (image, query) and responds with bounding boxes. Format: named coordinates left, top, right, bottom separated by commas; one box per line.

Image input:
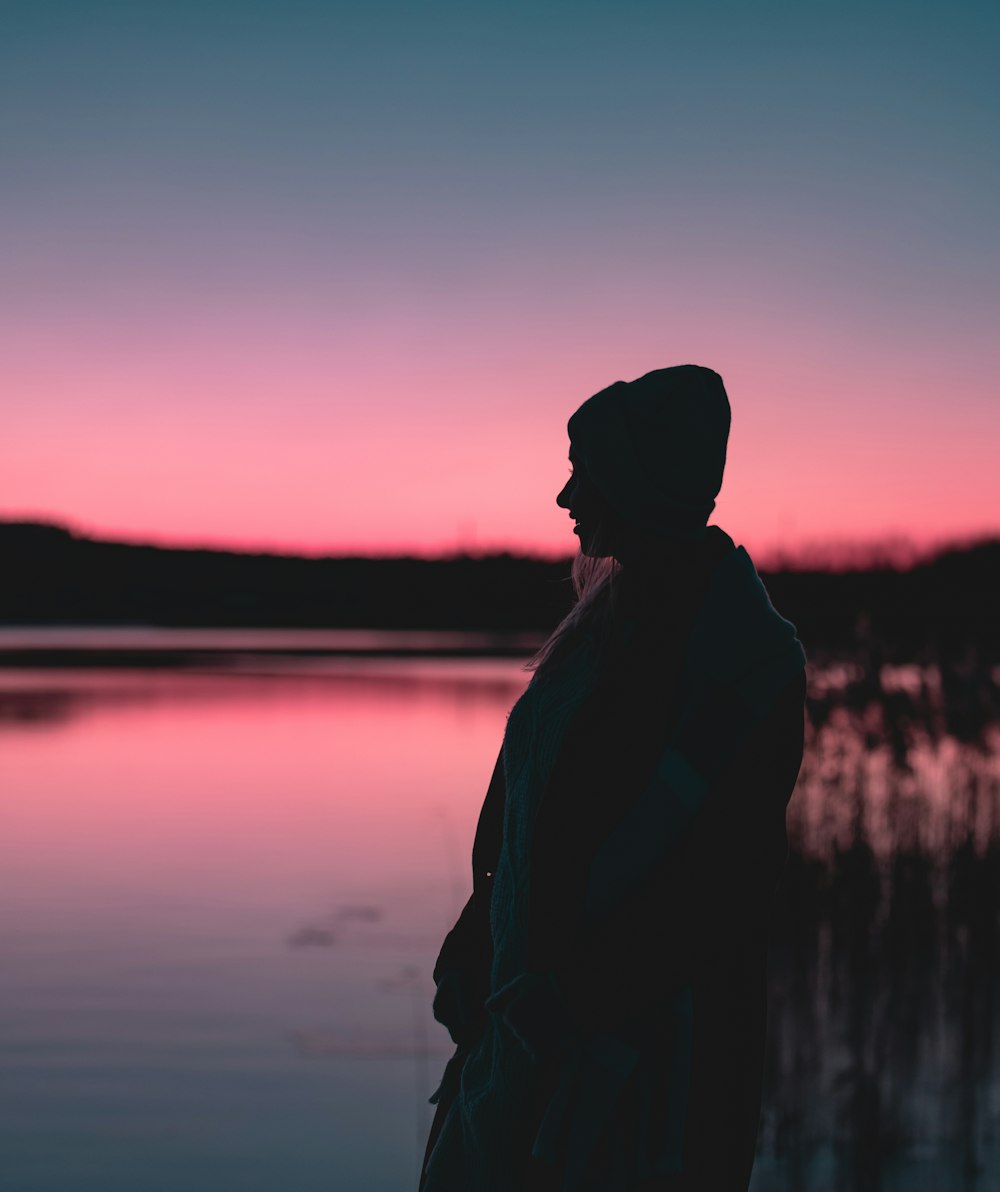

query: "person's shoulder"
left=703, top=523, right=736, bottom=554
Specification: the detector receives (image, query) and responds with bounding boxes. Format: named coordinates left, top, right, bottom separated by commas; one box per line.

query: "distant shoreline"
left=0, top=627, right=545, bottom=668
left=2, top=520, right=998, bottom=661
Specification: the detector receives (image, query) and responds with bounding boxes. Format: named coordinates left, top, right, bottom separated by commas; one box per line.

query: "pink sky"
left=4, top=287, right=997, bottom=567
left=4, top=3, right=998, bottom=567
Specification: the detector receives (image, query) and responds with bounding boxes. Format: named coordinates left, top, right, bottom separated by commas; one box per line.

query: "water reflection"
left=0, top=648, right=997, bottom=1190
left=755, top=644, right=1000, bottom=1191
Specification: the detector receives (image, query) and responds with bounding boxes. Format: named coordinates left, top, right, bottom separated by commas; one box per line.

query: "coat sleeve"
left=553, top=666, right=807, bottom=1036
left=431, top=745, right=505, bottom=988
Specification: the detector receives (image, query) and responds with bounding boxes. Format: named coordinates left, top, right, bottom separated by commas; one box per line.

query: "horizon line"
left=2, top=516, right=997, bottom=573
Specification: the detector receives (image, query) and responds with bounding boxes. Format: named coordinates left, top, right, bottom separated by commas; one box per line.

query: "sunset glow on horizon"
left=4, top=2, right=998, bottom=568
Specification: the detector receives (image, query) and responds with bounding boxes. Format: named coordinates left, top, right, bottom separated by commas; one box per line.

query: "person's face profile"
left=556, top=448, right=617, bottom=558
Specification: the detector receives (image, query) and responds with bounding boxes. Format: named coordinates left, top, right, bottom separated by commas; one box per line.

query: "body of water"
left=2, top=639, right=998, bottom=1190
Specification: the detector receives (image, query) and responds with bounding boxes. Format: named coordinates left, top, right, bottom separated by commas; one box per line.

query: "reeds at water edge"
left=761, top=639, right=1000, bottom=1189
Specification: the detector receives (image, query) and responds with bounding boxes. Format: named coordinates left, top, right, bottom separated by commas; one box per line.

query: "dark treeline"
left=1, top=520, right=998, bottom=659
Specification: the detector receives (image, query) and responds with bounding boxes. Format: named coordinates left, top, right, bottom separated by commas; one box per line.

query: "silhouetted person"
left=420, top=366, right=807, bottom=1191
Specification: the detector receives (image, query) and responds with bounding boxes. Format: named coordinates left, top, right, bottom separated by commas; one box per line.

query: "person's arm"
left=554, top=666, right=806, bottom=1036
left=490, top=668, right=806, bottom=1055
left=431, top=746, right=505, bottom=1046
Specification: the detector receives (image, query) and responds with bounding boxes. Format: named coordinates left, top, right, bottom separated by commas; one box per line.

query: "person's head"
left=527, top=364, right=731, bottom=675
left=565, top=364, right=731, bottom=558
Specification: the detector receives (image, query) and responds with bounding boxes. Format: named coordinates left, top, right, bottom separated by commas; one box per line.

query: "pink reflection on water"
left=0, top=664, right=528, bottom=944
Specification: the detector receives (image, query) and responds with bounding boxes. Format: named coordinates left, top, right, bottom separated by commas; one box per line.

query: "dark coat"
left=422, top=528, right=807, bottom=1191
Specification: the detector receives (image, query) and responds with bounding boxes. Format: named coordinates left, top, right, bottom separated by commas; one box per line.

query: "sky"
left=3, top=0, right=998, bottom=564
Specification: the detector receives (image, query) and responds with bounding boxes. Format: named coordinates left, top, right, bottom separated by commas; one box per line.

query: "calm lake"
left=2, top=638, right=998, bottom=1191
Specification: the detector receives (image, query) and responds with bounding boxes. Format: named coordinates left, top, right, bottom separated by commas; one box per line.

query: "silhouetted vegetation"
left=758, top=646, right=1000, bottom=1188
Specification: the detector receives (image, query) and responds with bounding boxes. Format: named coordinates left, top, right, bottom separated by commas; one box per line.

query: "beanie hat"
left=567, top=364, right=731, bottom=543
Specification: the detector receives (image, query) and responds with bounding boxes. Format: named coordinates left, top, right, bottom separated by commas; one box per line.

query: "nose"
left=556, top=476, right=574, bottom=510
